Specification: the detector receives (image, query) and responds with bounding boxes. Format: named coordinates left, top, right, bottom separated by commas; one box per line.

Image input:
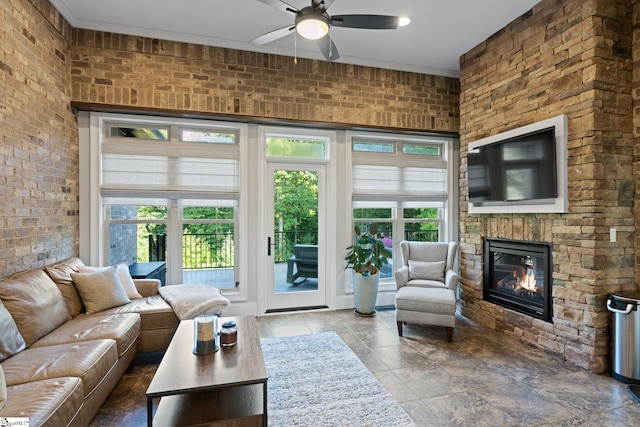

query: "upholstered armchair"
left=394, top=241, right=459, bottom=341
left=394, top=241, right=458, bottom=292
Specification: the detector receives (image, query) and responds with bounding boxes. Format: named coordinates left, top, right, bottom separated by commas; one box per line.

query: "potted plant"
left=345, top=224, right=392, bottom=316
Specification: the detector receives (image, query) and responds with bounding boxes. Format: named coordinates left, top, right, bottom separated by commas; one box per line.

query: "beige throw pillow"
left=408, top=260, right=445, bottom=282
left=0, top=364, right=6, bottom=411
left=71, top=267, right=131, bottom=314
left=78, top=263, right=142, bottom=299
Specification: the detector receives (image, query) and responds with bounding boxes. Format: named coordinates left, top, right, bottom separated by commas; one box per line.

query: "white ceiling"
left=50, top=0, right=540, bottom=78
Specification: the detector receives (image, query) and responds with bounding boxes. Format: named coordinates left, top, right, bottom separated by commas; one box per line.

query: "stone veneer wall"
left=459, top=0, right=635, bottom=372
left=633, top=0, right=640, bottom=290
left=0, top=0, right=78, bottom=276
left=69, top=31, right=459, bottom=133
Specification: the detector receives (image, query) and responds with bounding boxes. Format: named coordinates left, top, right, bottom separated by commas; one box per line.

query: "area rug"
left=260, top=331, right=416, bottom=426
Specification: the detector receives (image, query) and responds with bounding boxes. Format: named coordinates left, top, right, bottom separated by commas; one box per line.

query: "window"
left=349, top=132, right=453, bottom=284
left=353, top=209, right=393, bottom=278
left=108, top=124, right=169, bottom=140
left=107, top=205, right=167, bottom=266
left=105, top=201, right=238, bottom=289
left=353, top=141, right=395, bottom=153
left=96, top=115, right=243, bottom=291
left=181, top=204, right=237, bottom=288
left=180, top=128, right=237, bottom=144
left=265, top=134, right=328, bottom=158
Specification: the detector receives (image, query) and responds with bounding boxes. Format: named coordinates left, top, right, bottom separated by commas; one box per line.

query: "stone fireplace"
left=457, top=0, right=637, bottom=373
left=484, top=238, right=552, bottom=323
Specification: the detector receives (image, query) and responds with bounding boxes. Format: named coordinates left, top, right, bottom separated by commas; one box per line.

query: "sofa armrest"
left=394, top=266, right=409, bottom=290
left=445, top=269, right=459, bottom=293
left=133, top=279, right=161, bottom=297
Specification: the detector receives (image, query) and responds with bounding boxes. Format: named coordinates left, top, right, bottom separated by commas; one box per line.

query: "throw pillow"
left=0, top=364, right=6, bottom=411
left=408, top=260, right=445, bottom=282
left=78, top=263, right=142, bottom=299
left=71, top=267, right=131, bottom=314
left=0, top=300, right=26, bottom=362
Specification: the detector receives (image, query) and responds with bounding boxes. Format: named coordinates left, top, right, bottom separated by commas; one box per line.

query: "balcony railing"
left=147, top=229, right=437, bottom=270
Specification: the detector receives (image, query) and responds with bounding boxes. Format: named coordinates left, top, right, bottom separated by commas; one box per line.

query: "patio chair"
left=286, top=244, right=318, bottom=285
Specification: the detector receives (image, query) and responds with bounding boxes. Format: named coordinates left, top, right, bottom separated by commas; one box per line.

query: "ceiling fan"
left=250, top=0, right=410, bottom=61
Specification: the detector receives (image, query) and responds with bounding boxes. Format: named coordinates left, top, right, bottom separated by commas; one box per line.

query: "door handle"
left=267, top=236, right=274, bottom=256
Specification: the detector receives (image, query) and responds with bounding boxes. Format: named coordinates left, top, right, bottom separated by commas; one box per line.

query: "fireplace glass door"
left=484, top=238, right=552, bottom=322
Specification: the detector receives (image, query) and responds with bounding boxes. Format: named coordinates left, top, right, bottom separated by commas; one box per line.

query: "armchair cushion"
left=408, top=260, right=445, bottom=282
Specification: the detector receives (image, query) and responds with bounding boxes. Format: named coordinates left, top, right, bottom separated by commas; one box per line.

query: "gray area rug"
left=261, top=331, right=416, bottom=427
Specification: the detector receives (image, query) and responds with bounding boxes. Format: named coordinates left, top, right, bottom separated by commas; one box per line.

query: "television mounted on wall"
left=467, top=115, right=568, bottom=214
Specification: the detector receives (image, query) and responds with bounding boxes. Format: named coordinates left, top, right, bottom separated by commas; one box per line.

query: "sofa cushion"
left=0, top=300, right=26, bottom=362
left=30, top=313, right=140, bottom=357
left=45, top=257, right=86, bottom=317
left=0, top=365, right=6, bottom=411
left=0, top=377, right=83, bottom=427
left=408, top=260, right=445, bottom=282
left=0, top=269, right=71, bottom=347
left=98, top=294, right=179, bottom=331
left=78, top=263, right=143, bottom=300
left=72, top=267, right=131, bottom=314
left=1, top=340, right=118, bottom=399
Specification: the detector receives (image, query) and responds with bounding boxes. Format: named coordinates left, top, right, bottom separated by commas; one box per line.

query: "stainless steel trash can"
left=607, top=291, right=640, bottom=383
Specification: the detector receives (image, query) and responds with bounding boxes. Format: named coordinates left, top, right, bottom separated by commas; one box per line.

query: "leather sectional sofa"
left=0, top=257, right=208, bottom=426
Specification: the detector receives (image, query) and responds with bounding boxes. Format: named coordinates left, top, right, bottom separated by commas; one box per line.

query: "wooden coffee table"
left=146, top=316, right=268, bottom=427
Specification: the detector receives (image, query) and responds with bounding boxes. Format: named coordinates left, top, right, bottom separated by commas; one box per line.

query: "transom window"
left=265, top=134, right=328, bottom=158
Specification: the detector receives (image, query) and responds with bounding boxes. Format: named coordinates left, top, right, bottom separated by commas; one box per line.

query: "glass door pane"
left=273, top=170, right=319, bottom=293
left=266, top=164, right=326, bottom=311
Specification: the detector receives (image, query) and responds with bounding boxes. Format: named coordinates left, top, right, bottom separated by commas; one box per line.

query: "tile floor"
left=91, top=309, right=640, bottom=426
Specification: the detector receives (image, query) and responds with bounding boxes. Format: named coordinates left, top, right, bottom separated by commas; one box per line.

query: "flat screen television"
left=467, top=115, right=567, bottom=214
left=467, top=127, right=557, bottom=203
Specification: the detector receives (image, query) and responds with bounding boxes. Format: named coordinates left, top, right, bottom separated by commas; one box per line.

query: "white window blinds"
left=351, top=136, right=449, bottom=203
left=352, top=164, right=447, bottom=202
left=100, top=121, right=240, bottom=201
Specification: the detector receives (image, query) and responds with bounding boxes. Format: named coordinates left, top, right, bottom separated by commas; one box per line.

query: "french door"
left=265, top=162, right=327, bottom=311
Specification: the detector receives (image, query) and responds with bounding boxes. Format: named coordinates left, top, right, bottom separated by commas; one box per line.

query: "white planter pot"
left=353, top=271, right=380, bottom=316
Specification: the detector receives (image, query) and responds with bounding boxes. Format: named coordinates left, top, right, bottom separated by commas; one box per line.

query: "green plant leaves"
left=344, top=223, right=390, bottom=275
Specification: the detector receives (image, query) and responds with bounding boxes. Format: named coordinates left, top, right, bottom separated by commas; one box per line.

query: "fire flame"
left=514, top=267, right=538, bottom=292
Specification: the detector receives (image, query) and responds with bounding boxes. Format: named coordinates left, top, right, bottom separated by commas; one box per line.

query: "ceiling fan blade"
left=255, top=0, right=299, bottom=15
left=312, top=0, right=335, bottom=12
left=250, top=26, right=295, bottom=45
left=331, top=15, right=400, bottom=30
left=317, top=35, right=340, bottom=61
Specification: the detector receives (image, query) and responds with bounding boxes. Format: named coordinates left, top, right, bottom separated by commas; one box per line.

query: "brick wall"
left=459, top=0, right=635, bottom=372
left=69, top=31, right=459, bottom=133
left=2, top=0, right=459, bottom=279
left=0, top=0, right=78, bottom=276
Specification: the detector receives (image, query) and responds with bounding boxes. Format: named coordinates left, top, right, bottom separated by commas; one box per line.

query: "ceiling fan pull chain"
left=294, top=29, right=298, bottom=64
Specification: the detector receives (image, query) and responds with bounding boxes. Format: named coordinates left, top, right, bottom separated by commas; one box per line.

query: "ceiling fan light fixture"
left=296, top=14, right=330, bottom=40
left=398, top=17, right=411, bottom=27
